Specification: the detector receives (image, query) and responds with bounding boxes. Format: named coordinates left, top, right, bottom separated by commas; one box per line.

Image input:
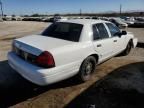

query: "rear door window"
left=93, top=25, right=100, bottom=40
left=93, top=23, right=109, bottom=40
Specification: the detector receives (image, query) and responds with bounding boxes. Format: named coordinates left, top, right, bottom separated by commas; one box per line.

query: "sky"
left=1, top=0, right=144, bottom=15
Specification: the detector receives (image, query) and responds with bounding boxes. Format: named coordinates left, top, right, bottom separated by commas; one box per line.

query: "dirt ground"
left=0, top=21, right=49, bottom=61
left=128, top=27, right=144, bottom=42
left=66, top=62, right=144, bottom=108
left=0, top=21, right=144, bottom=108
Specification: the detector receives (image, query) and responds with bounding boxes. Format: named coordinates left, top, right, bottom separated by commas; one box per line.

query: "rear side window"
left=42, top=22, right=83, bottom=42
left=96, top=23, right=109, bottom=39
left=93, top=23, right=109, bottom=40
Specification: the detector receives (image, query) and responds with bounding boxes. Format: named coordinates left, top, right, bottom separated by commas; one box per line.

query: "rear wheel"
left=122, top=41, right=132, bottom=56
left=78, top=56, right=96, bottom=82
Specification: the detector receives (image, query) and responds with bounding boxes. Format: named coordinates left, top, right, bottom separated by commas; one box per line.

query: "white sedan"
left=8, top=19, right=137, bottom=85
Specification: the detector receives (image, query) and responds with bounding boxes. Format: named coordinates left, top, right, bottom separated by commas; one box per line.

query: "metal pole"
left=80, top=9, right=82, bottom=16
left=120, top=4, right=122, bottom=16
left=0, top=0, right=4, bottom=18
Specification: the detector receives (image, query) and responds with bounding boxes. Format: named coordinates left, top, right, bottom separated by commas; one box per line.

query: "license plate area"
left=14, top=46, right=37, bottom=63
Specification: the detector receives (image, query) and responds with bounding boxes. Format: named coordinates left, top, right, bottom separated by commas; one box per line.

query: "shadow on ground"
left=66, top=62, right=144, bottom=108
left=0, top=60, right=81, bottom=108
left=137, top=42, right=144, bottom=48
left=129, top=25, right=144, bottom=28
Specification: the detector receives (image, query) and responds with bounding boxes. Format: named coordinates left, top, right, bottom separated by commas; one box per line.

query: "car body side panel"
left=92, top=39, right=114, bottom=62
left=50, top=41, right=99, bottom=67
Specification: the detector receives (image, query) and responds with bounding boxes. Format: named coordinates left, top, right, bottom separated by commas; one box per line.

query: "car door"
left=92, top=23, right=113, bottom=62
left=105, top=23, right=126, bottom=55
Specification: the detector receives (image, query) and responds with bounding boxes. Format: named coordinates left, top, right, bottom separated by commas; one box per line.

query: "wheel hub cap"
left=85, top=63, right=93, bottom=75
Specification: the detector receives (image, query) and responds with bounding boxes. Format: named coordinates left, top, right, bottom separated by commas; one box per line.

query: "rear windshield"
left=42, top=22, right=83, bottom=42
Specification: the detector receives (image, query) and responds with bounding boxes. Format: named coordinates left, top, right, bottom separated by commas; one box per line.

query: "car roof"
left=58, top=19, right=110, bottom=25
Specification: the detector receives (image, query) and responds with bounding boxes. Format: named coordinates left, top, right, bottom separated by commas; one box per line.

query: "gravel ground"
left=0, top=21, right=48, bottom=38
left=0, top=21, right=144, bottom=108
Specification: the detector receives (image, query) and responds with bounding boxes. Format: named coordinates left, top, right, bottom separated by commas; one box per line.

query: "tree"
left=31, top=14, right=40, bottom=17
left=12, top=14, right=16, bottom=17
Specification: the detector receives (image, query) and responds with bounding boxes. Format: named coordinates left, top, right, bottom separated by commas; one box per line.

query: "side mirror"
left=114, top=32, right=122, bottom=38
left=114, top=31, right=127, bottom=38
left=121, top=31, right=127, bottom=35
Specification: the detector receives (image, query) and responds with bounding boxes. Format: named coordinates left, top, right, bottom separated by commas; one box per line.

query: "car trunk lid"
left=14, top=35, right=75, bottom=56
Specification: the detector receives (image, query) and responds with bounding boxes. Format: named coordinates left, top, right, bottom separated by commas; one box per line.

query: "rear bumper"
left=133, top=38, right=138, bottom=48
left=8, top=52, right=80, bottom=86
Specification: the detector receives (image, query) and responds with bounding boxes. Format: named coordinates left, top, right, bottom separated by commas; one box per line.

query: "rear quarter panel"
left=50, top=41, right=98, bottom=67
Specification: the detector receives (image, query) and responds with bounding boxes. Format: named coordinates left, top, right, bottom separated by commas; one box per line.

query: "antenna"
left=0, top=0, right=3, bottom=18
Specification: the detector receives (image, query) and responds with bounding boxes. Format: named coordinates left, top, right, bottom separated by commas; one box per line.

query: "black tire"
left=78, top=56, right=96, bottom=82
left=122, top=41, right=132, bottom=56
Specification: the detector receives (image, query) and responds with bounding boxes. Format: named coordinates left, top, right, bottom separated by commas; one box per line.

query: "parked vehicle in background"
left=129, top=17, right=144, bottom=27
left=92, top=16, right=98, bottom=19
left=60, top=17, right=68, bottom=21
left=120, top=17, right=135, bottom=26
left=100, top=17, right=109, bottom=21
left=109, top=18, right=128, bottom=29
left=3, top=15, right=12, bottom=21
left=48, top=14, right=62, bottom=23
left=12, top=16, right=23, bottom=21
left=22, top=17, right=42, bottom=22
left=49, top=17, right=60, bottom=22
left=49, top=17, right=55, bottom=22
left=8, top=19, right=137, bottom=86
left=85, top=17, right=92, bottom=19
left=42, top=17, right=50, bottom=22
left=135, top=17, right=144, bottom=22
left=123, top=20, right=135, bottom=26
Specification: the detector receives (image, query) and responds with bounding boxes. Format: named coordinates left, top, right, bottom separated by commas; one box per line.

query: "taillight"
left=36, top=51, right=55, bottom=68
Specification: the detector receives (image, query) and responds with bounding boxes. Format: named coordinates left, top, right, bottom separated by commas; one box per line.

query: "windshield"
left=42, top=22, right=83, bottom=42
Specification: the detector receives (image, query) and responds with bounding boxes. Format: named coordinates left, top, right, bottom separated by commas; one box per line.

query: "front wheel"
left=78, top=56, right=96, bottom=82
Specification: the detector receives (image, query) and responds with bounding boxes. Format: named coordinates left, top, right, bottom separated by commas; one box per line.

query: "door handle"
left=97, top=44, right=102, bottom=47
left=113, top=40, right=117, bottom=42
